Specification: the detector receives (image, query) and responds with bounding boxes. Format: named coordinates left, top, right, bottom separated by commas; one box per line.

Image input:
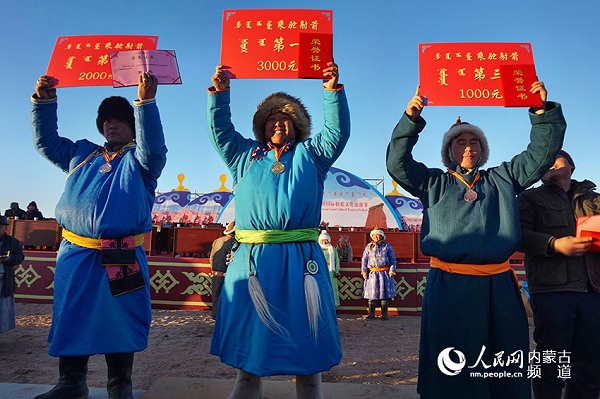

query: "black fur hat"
left=96, top=96, right=135, bottom=134
left=252, top=92, right=311, bottom=143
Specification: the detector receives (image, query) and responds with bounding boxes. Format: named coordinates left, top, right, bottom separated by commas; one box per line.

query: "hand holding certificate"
left=577, top=215, right=600, bottom=252
left=110, top=49, right=182, bottom=87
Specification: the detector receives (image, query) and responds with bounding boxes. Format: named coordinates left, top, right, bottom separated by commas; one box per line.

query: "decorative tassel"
left=248, top=273, right=289, bottom=337
left=304, top=273, right=322, bottom=342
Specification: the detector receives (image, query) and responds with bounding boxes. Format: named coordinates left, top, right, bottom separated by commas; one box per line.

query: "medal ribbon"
left=268, top=141, right=291, bottom=163
left=102, top=149, right=121, bottom=164
left=101, top=142, right=135, bottom=165
left=448, top=168, right=481, bottom=191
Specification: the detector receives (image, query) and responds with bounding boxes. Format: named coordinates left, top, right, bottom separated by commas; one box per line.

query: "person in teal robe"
left=207, top=63, right=350, bottom=399
left=386, top=83, right=566, bottom=399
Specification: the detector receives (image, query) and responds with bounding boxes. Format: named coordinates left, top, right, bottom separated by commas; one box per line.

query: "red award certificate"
left=499, top=64, right=543, bottom=107
left=110, top=50, right=182, bottom=87
left=220, top=9, right=333, bottom=79
left=577, top=215, right=600, bottom=252
left=46, top=35, right=158, bottom=88
left=419, top=42, right=536, bottom=106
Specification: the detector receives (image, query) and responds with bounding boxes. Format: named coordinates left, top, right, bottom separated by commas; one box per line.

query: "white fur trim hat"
left=441, top=117, right=489, bottom=168
left=319, top=230, right=331, bottom=242
left=370, top=228, right=386, bottom=240
left=252, top=92, right=312, bottom=143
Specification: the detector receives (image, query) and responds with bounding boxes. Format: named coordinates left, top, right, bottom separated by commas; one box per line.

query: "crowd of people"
left=0, top=57, right=596, bottom=399
left=4, top=201, right=44, bottom=220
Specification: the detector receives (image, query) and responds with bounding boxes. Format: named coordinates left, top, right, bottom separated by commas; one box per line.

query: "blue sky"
left=2, top=0, right=599, bottom=218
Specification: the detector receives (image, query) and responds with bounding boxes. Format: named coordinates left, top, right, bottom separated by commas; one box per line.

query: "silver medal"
left=99, top=163, right=112, bottom=174
left=464, top=189, right=478, bottom=202
left=271, top=161, right=285, bottom=174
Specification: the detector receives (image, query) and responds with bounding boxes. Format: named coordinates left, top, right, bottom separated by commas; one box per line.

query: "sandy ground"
left=0, top=303, right=420, bottom=390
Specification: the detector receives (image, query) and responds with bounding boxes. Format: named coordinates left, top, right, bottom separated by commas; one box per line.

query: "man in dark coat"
left=518, top=150, right=600, bottom=399
left=4, top=202, right=25, bottom=219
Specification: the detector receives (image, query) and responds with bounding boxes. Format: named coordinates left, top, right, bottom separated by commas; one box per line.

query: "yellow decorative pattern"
left=417, top=276, right=427, bottom=297
left=150, top=270, right=180, bottom=294
left=394, top=276, right=415, bottom=300
left=337, top=276, right=364, bottom=300
left=15, top=264, right=42, bottom=288
left=180, top=271, right=212, bottom=295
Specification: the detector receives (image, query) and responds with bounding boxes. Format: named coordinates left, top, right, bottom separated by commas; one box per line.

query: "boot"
left=106, top=352, right=134, bottom=399
left=366, top=300, right=376, bottom=320
left=34, top=356, right=89, bottom=399
left=381, top=300, right=390, bottom=320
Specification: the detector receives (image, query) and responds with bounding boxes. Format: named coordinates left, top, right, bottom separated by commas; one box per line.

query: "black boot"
left=106, top=352, right=135, bottom=399
left=381, top=300, right=390, bottom=320
left=34, top=356, right=89, bottom=399
left=366, top=300, right=376, bottom=320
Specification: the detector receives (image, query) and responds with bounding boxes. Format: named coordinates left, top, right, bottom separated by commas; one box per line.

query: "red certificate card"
left=419, top=42, right=536, bottom=106
left=577, top=215, right=600, bottom=252
left=220, top=9, right=333, bottom=79
left=499, top=64, right=543, bottom=107
left=110, top=50, right=182, bottom=87
left=297, top=33, right=333, bottom=78
left=46, top=35, right=158, bottom=88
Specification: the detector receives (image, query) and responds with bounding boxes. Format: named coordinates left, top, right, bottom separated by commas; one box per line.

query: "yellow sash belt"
left=62, top=229, right=145, bottom=250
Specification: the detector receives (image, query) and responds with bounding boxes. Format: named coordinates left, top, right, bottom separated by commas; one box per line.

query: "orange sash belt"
left=369, top=267, right=390, bottom=272
left=430, top=257, right=518, bottom=283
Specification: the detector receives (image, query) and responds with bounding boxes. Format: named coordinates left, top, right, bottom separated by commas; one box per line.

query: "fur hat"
left=558, top=149, right=575, bottom=172
left=223, top=220, right=236, bottom=235
left=370, top=228, right=386, bottom=240
left=319, top=230, right=331, bottom=243
left=252, top=92, right=311, bottom=143
left=96, top=96, right=135, bottom=135
left=441, top=117, right=489, bottom=168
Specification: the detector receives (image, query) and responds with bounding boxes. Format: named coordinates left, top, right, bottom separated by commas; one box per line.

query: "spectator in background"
left=361, top=227, right=396, bottom=320
left=336, top=234, right=353, bottom=262
left=4, top=202, right=25, bottom=219
left=0, top=215, right=25, bottom=334
left=22, top=201, right=44, bottom=220
left=209, top=221, right=237, bottom=319
left=319, top=230, right=341, bottom=307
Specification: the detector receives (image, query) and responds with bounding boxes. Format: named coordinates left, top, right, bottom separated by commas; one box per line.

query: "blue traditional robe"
left=207, top=88, right=350, bottom=376
left=31, top=98, right=167, bottom=356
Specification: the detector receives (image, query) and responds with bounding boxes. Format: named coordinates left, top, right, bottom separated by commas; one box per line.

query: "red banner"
left=220, top=9, right=333, bottom=79
left=419, top=42, right=537, bottom=106
left=46, top=35, right=158, bottom=88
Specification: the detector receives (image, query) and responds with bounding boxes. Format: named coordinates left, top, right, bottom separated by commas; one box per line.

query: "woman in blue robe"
left=207, top=63, right=350, bottom=399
